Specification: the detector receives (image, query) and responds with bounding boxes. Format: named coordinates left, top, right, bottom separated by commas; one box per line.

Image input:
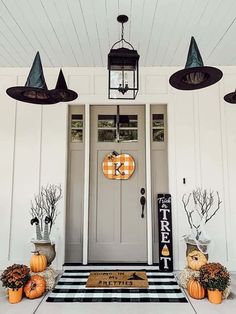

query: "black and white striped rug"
left=46, top=269, right=187, bottom=303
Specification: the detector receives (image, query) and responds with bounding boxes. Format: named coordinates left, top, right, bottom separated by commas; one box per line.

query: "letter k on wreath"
left=102, top=152, right=135, bottom=180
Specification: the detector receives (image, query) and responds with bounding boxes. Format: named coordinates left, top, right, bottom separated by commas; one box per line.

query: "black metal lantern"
left=108, top=15, right=139, bottom=100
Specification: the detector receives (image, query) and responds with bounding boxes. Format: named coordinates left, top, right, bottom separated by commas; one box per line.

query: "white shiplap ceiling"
left=0, top=0, right=236, bottom=67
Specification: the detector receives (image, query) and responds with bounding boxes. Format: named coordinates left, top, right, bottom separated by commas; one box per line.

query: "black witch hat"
left=6, top=52, right=61, bottom=104
left=169, top=37, right=223, bottom=90
left=224, top=89, right=236, bottom=104
left=127, top=273, right=144, bottom=281
left=51, top=69, right=78, bottom=102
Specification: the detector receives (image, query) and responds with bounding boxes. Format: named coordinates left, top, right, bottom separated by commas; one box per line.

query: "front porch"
left=1, top=266, right=235, bottom=314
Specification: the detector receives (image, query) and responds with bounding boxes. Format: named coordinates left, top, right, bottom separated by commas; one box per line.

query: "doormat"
left=46, top=269, right=188, bottom=303
left=86, top=271, right=148, bottom=288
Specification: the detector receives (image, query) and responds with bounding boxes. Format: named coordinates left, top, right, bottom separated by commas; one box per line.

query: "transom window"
left=71, top=114, right=83, bottom=142
left=98, top=114, right=138, bottom=142
left=152, top=114, right=164, bottom=142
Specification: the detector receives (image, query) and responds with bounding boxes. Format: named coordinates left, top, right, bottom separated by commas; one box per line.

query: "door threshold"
left=64, top=262, right=159, bottom=266
left=63, top=263, right=159, bottom=271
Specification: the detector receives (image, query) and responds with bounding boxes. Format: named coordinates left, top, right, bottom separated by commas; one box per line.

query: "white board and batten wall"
left=0, top=66, right=236, bottom=270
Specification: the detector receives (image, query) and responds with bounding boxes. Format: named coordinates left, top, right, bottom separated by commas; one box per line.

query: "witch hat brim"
left=169, top=66, right=223, bottom=90
left=6, top=52, right=61, bottom=104
left=169, top=37, right=223, bottom=90
left=224, top=90, right=236, bottom=104
left=50, top=69, right=78, bottom=102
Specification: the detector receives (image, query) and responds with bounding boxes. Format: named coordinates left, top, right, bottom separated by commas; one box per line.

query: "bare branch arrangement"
left=30, top=184, right=62, bottom=241
left=30, top=194, right=44, bottom=231
left=41, top=184, right=62, bottom=233
left=182, top=188, right=222, bottom=241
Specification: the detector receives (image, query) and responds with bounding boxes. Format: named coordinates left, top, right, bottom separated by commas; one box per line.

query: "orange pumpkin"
left=24, top=275, right=46, bottom=299
left=102, top=153, right=135, bottom=180
left=30, top=251, right=47, bottom=272
left=187, top=278, right=205, bottom=299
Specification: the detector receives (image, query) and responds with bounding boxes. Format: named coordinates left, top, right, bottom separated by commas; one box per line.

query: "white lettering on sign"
left=160, top=257, right=172, bottom=269
left=158, top=197, right=171, bottom=204
left=160, top=208, right=170, bottom=221
left=161, top=220, right=170, bottom=232
left=161, top=232, right=170, bottom=243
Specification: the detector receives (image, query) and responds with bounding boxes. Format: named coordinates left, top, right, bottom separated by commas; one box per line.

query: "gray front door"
left=89, top=105, right=147, bottom=262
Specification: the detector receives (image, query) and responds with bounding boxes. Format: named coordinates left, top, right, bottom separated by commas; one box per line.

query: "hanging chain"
left=110, top=19, right=134, bottom=50
left=121, top=22, right=124, bottom=47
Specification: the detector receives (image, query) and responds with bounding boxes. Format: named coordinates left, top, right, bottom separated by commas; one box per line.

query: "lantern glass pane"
left=109, top=69, right=138, bottom=99
left=109, top=88, right=137, bottom=99
left=110, top=71, right=122, bottom=88
left=110, top=70, right=137, bottom=88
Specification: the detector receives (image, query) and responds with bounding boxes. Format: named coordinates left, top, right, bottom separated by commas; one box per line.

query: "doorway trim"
left=145, top=103, right=153, bottom=265
left=82, top=103, right=153, bottom=265
left=82, top=103, right=90, bottom=265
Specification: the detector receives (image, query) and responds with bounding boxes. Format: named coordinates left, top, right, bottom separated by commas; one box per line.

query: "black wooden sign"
left=158, top=193, right=173, bottom=272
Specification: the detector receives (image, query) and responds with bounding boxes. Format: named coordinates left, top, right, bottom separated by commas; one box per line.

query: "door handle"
left=140, top=196, right=146, bottom=218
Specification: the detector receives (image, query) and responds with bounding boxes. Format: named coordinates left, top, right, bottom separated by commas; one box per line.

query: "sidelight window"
left=71, top=114, right=83, bottom=142
left=152, top=114, right=164, bottom=142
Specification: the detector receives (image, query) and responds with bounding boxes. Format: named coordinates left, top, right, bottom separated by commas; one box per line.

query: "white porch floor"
left=0, top=272, right=235, bottom=314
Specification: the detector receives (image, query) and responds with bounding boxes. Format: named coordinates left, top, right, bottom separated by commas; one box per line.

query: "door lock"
left=140, top=188, right=145, bottom=195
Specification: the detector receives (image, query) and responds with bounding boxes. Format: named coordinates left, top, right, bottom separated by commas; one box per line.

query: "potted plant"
left=182, top=188, right=221, bottom=263
left=0, top=264, right=30, bottom=303
left=199, top=262, right=230, bottom=304
left=30, top=184, right=62, bottom=265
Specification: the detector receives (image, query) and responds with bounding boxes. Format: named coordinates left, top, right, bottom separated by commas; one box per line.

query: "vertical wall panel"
left=197, top=85, right=227, bottom=264
left=225, top=105, right=236, bottom=263
left=170, top=92, right=197, bottom=269
left=10, top=103, right=41, bottom=262
left=0, top=76, right=17, bottom=264
left=223, top=74, right=236, bottom=267
left=40, top=103, right=68, bottom=269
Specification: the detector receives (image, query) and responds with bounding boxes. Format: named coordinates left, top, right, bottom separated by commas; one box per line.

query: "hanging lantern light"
left=108, top=15, right=139, bottom=99
left=169, top=37, right=223, bottom=90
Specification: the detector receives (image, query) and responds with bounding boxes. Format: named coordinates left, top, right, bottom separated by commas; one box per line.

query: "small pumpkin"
left=187, top=278, right=205, bottom=299
left=24, top=275, right=46, bottom=299
left=30, top=251, right=47, bottom=273
left=187, top=250, right=207, bottom=271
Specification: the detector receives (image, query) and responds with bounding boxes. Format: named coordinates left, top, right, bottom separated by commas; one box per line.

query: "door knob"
left=140, top=196, right=146, bottom=218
